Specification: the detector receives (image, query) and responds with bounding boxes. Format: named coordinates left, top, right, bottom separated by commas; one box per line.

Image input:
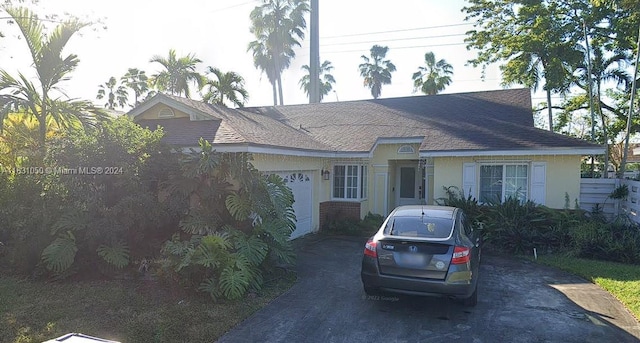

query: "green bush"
left=482, top=197, right=557, bottom=254
left=436, top=186, right=488, bottom=224
left=159, top=139, right=296, bottom=300
left=570, top=219, right=640, bottom=264
left=324, top=212, right=384, bottom=236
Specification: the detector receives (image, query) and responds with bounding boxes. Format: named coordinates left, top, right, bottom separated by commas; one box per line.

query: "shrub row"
left=438, top=186, right=640, bottom=265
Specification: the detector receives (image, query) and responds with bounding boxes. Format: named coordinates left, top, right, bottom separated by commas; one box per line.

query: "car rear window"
left=387, top=216, right=454, bottom=239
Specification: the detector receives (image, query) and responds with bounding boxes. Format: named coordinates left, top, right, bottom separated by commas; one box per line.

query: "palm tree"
left=201, top=67, right=249, bottom=108
left=574, top=46, right=632, bottom=176
left=121, top=68, right=149, bottom=106
left=249, top=0, right=310, bottom=105
left=299, top=60, right=336, bottom=102
left=359, top=45, right=396, bottom=99
left=248, top=39, right=279, bottom=106
left=96, top=76, right=128, bottom=110
left=412, top=52, right=453, bottom=95
left=149, top=49, right=204, bottom=98
left=0, top=6, right=102, bottom=156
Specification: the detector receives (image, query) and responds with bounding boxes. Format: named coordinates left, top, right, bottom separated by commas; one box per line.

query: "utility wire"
left=301, top=33, right=468, bottom=48
left=318, top=42, right=467, bottom=56
left=208, top=0, right=260, bottom=13
left=320, top=23, right=473, bottom=40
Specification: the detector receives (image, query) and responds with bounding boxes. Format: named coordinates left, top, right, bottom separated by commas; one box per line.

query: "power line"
left=320, top=23, right=473, bottom=40
left=208, top=0, right=260, bottom=13
left=302, top=33, right=467, bottom=48
left=318, top=42, right=467, bottom=56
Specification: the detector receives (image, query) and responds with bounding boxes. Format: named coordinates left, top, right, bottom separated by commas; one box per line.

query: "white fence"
left=579, top=178, right=640, bottom=224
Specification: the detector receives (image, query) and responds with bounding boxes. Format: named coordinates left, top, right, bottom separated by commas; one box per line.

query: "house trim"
left=128, top=94, right=217, bottom=121
left=421, top=148, right=604, bottom=157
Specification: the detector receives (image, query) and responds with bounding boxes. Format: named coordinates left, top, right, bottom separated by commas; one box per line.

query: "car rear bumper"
left=361, top=258, right=476, bottom=299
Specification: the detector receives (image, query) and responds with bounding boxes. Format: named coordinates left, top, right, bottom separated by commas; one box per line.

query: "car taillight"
left=364, top=239, right=377, bottom=258
left=451, top=246, right=470, bottom=264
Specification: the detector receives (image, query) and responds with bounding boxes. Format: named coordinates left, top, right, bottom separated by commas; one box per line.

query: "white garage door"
left=277, top=172, right=313, bottom=239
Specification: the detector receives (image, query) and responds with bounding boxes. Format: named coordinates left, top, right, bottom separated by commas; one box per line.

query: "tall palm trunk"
left=596, top=81, right=609, bottom=177
left=277, top=75, right=284, bottom=105
left=271, top=80, right=277, bottom=106
left=273, top=51, right=283, bottom=105
left=38, top=87, right=48, bottom=159
left=546, top=88, right=553, bottom=131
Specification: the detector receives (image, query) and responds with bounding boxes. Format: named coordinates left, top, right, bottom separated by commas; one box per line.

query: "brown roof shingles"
left=136, top=89, right=600, bottom=153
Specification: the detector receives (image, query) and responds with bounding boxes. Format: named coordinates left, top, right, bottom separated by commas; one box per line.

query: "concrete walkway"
left=218, top=235, right=640, bottom=343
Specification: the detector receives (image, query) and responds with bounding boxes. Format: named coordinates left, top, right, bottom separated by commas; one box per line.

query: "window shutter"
left=530, top=162, right=546, bottom=204
left=462, top=163, right=477, bottom=200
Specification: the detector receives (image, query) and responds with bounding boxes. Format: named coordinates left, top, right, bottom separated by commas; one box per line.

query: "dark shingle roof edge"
left=167, top=142, right=604, bottom=158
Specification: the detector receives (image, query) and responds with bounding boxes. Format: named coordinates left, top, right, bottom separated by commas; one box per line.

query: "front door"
left=396, top=164, right=422, bottom=206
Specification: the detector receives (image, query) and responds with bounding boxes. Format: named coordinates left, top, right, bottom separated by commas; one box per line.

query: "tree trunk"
left=546, top=88, right=553, bottom=131
left=273, top=50, right=284, bottom=106
left=277, top=73, right=284, bottom=106
left=271, top=80, right=277, bottom=106
left=597, top=86, right=609, bottom=178
left=38, top=88, right=48, bottom=160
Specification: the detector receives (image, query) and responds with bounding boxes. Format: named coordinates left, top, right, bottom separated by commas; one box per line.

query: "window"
left=479, top=164, right=528, bottom=203
left=397, top=145, right=415, bottom=154
left=158, top=107, right=175, bottom=118
left=333, top=164, right=368, bottom=200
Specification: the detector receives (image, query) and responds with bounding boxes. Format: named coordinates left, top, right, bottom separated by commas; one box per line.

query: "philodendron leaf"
left=42, top=231, right=78, bottom=274
left=97, top=241, right=130, bottom=268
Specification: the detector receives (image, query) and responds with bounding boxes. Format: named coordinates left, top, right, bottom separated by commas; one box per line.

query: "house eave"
left=420, top=147, right=606, bottom=157
left=179, top=143, right=370, bottom=158
left=127, top=94, right=217, bottom=121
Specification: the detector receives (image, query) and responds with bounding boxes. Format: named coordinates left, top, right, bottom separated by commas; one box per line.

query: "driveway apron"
left=218, top=236, right=640, bottom=343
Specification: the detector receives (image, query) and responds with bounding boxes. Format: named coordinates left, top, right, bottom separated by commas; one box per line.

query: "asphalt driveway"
left=218, top=235, right=640, bottom=343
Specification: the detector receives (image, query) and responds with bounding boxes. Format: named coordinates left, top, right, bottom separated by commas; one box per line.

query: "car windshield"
left=387, top=216, right=454, bottom=239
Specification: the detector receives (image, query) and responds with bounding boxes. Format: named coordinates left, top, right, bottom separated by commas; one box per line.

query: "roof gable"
left=128, top=89, right=603, bottom=156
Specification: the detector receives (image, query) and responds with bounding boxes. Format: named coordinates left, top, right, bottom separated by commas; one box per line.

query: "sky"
left=0, top=0, right=515, bottom=109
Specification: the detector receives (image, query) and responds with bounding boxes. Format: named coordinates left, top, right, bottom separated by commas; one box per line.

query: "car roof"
left=391, top=205, right=457, bottom=220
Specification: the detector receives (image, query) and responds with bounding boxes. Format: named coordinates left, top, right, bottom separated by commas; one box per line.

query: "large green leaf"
left=219, top=266, right=250, bottom=300
left=97, top=241, right=130, bottom=268
left=198, top=277, right=221, bottom=300
left=194, top=233, right=232, bottom=268
left=225, top=192, right=253, bottom=221
left=51, top=210, right=90, bottom=235
left=41, top=231, right=77, bottom=274
left=234, top=233, right=268, bottom=266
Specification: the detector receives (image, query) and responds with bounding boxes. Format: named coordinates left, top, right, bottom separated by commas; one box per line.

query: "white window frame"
left=478, top=163, right=529, bottom=203
left=332, top=164, right=368, bottom=201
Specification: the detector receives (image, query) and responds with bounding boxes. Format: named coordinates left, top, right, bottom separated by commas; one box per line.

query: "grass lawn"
left=536, top=255, right=640, bottom=321
left=0, top=272, right=296, bottom=343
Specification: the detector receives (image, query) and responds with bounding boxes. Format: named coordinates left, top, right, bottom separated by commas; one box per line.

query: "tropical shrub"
left=324, top=212, right=384, bottom=236
left=436, top=186, right=488, bottom=226
left=570, top=219, right=640, bottom=264
left=160, top=138, right=296, bottom=300
left=36, top=117, right=177, bottom=276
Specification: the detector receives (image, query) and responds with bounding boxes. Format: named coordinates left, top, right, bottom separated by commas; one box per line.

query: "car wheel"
left=463, top=285, right=478, bottom=307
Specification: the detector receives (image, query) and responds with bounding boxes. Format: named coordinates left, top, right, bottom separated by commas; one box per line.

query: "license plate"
left=397, top=253, right=425, bottom=266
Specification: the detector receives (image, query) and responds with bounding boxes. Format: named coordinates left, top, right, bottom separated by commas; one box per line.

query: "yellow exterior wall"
left=371, top=143, right=421, bottom=215
left=136, top=104, right=190, bottom=120
left=371, top=143, right=420, bottom=164
left=433, top=155, right=582, bottom=209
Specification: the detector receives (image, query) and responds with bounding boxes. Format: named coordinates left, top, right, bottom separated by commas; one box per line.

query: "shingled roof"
left=129, top=89, right=602, bottom=156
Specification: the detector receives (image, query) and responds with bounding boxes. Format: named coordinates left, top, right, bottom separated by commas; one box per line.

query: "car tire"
left=463, top=285, right=478, bottom=307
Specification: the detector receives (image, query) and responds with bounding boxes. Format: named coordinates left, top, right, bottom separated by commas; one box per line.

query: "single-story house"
left=128, top=88, right=604, bottom=239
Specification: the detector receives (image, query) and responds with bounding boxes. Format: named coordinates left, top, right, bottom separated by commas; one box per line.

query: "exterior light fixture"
left=322, top=169, right=330, bottom=180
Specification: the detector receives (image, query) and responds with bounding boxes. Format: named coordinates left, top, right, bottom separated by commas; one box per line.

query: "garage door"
left=277, top=172, right=313, bottom=239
